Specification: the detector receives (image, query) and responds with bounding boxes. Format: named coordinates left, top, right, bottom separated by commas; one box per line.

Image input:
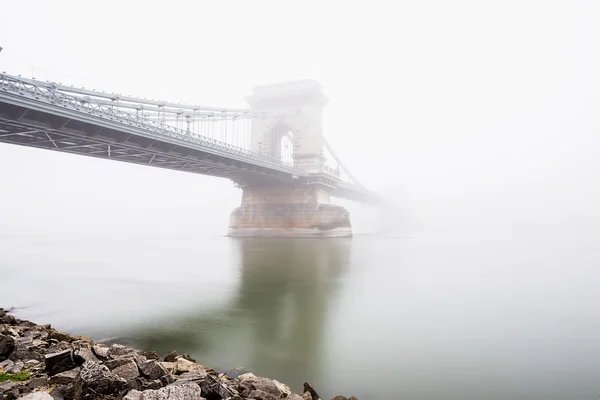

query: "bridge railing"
left=0, top=73, right=302, bottom=174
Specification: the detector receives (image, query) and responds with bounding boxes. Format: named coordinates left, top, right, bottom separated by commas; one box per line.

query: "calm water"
left=1, top=230, right=599, bottom=399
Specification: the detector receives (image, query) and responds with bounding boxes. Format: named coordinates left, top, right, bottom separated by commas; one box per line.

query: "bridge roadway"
left=0, top=73, right=380, bottom=203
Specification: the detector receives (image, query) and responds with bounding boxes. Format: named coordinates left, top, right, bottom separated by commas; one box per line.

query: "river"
left=1, top=230, right=599, bottom=399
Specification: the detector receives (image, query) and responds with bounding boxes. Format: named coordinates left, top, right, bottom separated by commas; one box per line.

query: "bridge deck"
left=0, top=73, right=381, bottom=204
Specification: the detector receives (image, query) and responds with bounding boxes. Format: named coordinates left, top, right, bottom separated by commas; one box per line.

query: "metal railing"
left=0, top=73, right=372, bottom=193
left=0, top=73, right=302, bottom=174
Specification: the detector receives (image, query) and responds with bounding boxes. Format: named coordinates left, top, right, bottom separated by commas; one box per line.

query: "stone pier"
left=228, top=185, right=351, bottom=238
left=227, top=80, right=353, bottom=238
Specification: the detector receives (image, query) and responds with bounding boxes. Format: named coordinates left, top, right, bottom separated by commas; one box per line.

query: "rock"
left=3, top=388, right=19, bottom=400
left=176, top=369, right=207, bottom=382
left=160, top=374, right=175, bottom=386
left=0, top=334, right=16, bottom=360
left=179, top=354, right=196, bottom=363
left=138, top=358, right=169, bottom=380
left=302, top=392, right=313, bottom=400
left=32, top=339, right=49, bottom=348
left=9, top=342, right=45, bottom=362
left=45, top=349, right=76, bottom=375
left=49, top=367, right=80, bottom=385
left=331, top=397, right=348, bottom=400
left=20, top=393, right=54, bottom=400
left=49, top=384, right=71, bottom=400
left=134, top=377, right=164, bottom=390
left=199, top=374, right=235, bottom=399
left=164, top=350, right=179, bottom=362
left=92, top=344, right=109, bottom=359
left=238, top=376, right=283, bottom=400
left=27, top=376, right=49, bottom=389
left=46, top=341, right=72, bottom=354
left=26, top=329, right=50, bottom=341
left=5, top=360, right=24, bottom=373
left=48, top=330, right=72, bottom=342
left=140, top=350, right=160, bottom=360
left=250, top=390, right=280, bottom=400
left=2, top=383, right=31, bottom=399
left=0, top=313, right=16, bottom=325
left=348, top=397, right=359, bottom=400
left=111, top=359, right=140, bottom=382
left=224, top=367, right=247, bottom=379
left=72, top=360, right=127, bottom=399
left=160, top=361, right=177, bottom=374
left=73, top=348, right=99, bottom=364
left=0, top=381, right=17, bottom=393
left=273, top=380, right=291, bottom=396
left=287, top=394, right=305, bottom=400
left=175, top=358, right=198, bottom=374
left=107, top=343, right=135, bottom=358
left=25, top=359, right=42, bottom=368
left=70, top=335, right=91, bottom=342
left=16, top=335, right=34, bottom=346
left=238, top=372, right=257, bottom=381
left=303, top=382, right=321, bottom=400
left=128, top=381, right=204, bottom=400
left=104, top=356, right=134, bottom=370
left=0, top=358, right=15, bottom=370
left=123, top=390, right=143, bottom=400
left=72, top=341, right=100, bottom=364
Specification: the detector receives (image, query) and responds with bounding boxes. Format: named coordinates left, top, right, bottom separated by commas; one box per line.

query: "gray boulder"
left=138, top=358, right=169, bottom=380
left=49, top=384, right=72, bottom=400
left=72, top=341, right=100, bottom=364
left=238, top=376, right=283, bottom=399
left=9, top=341, right=45, bottom=362
left=0, top=334, right=16, bottom=360
left=92, top=344, right=109, bottom=359
left=112, top=359, right=140, bottom=382
left=124, top=381, right=204, bottom=400
left=72, top=360, right=127, bottom=399
left=49, top=367, right=80, bottom=385
left=0, top=358, right=14, bottom=370
left=19, top=393, right=54, bottom=400
left=164, top=351, right=178, bottom=362
left=45, top=349, right=76, bottom=375
left=107, top=343, right=135, bottom=358
left=26, top=376, right=49, bottom=390
left=5, top=360, right=24, bottom=373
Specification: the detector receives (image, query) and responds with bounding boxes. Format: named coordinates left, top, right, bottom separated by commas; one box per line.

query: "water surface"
left=1, top=231, right=599, bottom=399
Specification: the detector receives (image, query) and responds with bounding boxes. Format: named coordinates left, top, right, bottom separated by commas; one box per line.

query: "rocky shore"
left=0, top=308, right=358, bottom=400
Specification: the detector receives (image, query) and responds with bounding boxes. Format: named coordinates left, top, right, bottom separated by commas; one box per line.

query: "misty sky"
left=1, top=0, right=599, bottom=235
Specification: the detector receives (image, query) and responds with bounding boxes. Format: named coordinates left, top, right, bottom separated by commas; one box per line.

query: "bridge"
left=0, top=72, right=381, bottom=237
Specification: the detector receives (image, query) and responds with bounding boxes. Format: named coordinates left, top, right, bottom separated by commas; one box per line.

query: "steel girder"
left=0, top=73, right=381, bottom=203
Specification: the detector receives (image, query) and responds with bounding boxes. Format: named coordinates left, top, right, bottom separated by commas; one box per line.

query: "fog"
left=3, top=2, right=600, bottom=398
left=1, top=0, right=598, bottom=238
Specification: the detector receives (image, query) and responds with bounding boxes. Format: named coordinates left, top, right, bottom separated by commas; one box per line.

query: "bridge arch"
left=246, top=80, right=327, bottom=174
left=268, top=120, right=295, bottom=165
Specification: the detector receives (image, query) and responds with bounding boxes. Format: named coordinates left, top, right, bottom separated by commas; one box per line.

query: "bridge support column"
left=228, top=186, right=352, bottom=238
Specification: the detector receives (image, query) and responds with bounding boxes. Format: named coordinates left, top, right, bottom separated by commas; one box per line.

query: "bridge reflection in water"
left=123, top=238, right=352, bottom=392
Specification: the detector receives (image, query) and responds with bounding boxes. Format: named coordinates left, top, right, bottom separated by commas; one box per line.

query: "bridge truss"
left=0, top=73, right=380, bottom=203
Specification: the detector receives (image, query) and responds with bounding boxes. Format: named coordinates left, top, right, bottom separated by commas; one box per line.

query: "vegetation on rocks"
left=0, top=371, right=31, bottom=382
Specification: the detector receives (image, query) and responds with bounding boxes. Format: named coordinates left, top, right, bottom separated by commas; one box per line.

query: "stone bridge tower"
left=227, top=81, right=351, bottom=238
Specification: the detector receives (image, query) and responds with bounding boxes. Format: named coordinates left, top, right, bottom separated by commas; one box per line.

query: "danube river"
left=1, top=230, right=599, bottom=399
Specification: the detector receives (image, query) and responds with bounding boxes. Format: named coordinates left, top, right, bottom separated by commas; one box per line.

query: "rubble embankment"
left=0, top=308, right=358, bottom=400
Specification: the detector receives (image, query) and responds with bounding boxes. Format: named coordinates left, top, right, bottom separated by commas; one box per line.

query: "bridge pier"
left=228, top=185, right=352, bottom=238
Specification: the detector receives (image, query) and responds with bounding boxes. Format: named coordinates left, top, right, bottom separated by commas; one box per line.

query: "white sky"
left=1, top=0, right=599, bottom=235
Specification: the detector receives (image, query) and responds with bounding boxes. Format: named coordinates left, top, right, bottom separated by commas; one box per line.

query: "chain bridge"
left=0, top=73, right=381, bottom=237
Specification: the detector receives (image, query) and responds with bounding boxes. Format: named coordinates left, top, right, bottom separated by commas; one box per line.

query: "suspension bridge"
left=0, top=72, right=381, bottom=237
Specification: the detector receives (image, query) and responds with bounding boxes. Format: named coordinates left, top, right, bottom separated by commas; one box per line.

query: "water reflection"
left=124, top=238, right=352, bottom=390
